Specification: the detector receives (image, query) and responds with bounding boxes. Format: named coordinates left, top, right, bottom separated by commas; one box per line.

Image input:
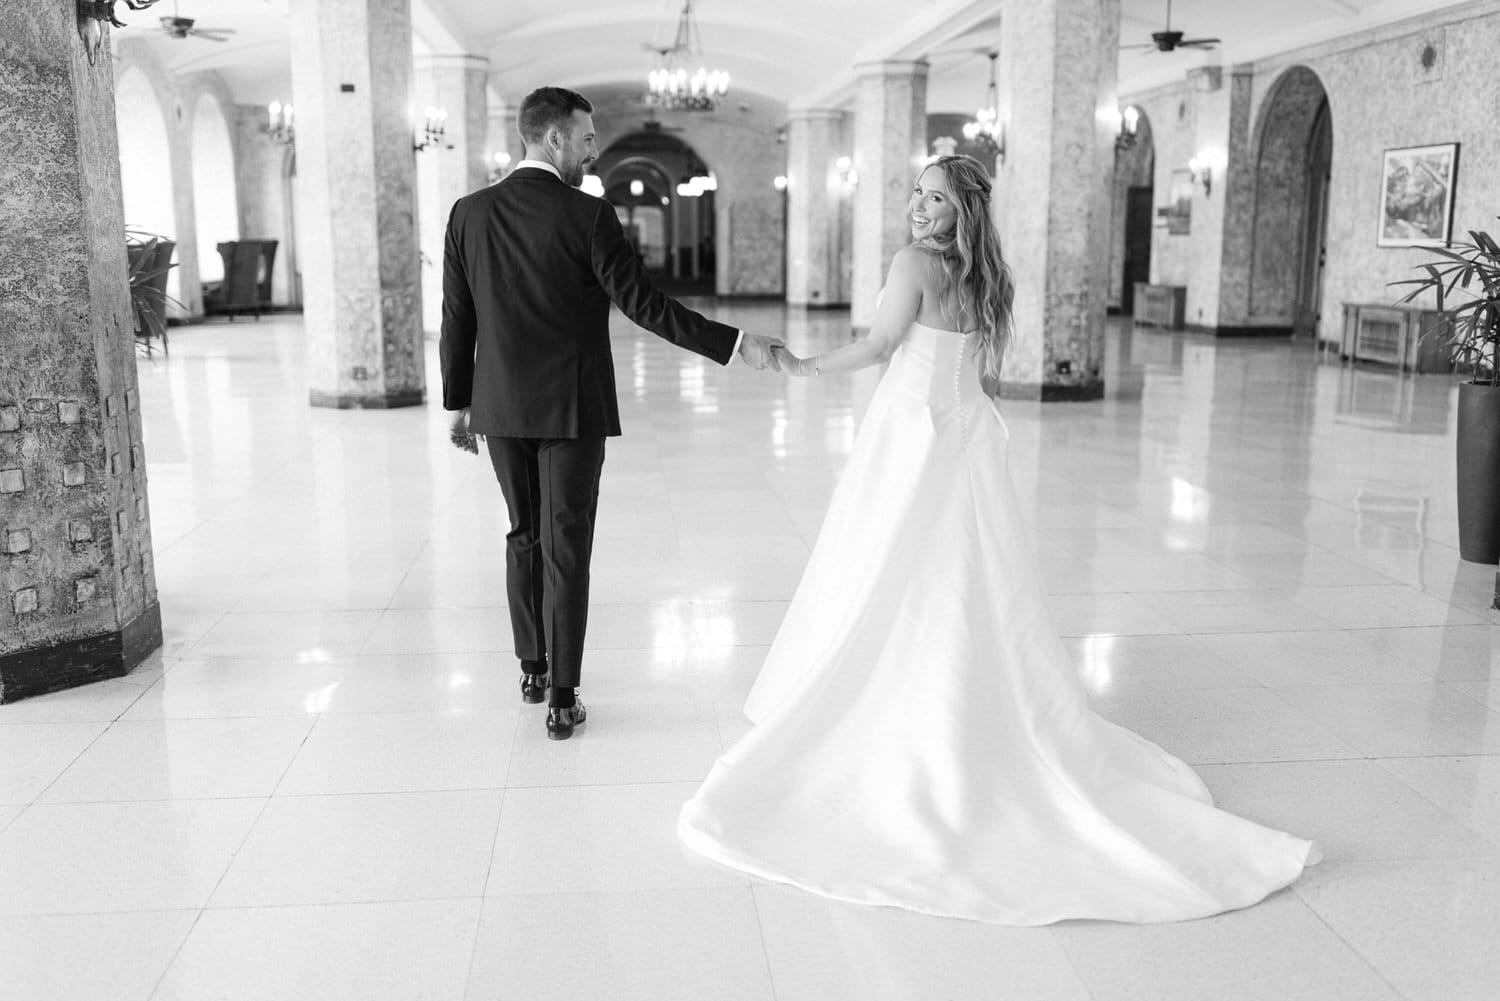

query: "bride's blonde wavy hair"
left=912, top=155, right=1015, bottom=387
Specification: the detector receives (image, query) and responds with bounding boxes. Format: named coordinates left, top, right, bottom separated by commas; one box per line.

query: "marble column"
left=785, top=109, right=846, bottom=307
left=851, top=61, right=928, bottom=330
left=415, top=54, right=488, bottom=334
left=0, top=6, right=161, bottom=701
left=1187, top=67, right=1257, bottom=332
left=290, top=0, right=425, bottom=408
left=997, top=0, right=1120, bottom=400
left=233, top=104, right=295, bottom=306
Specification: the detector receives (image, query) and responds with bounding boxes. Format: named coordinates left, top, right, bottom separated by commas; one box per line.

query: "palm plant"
left=1390, top=220, right=1500, bottom=564
left=126, top=228, right=181, bottom=356
left=1391, top=223, right=1500, bottom=385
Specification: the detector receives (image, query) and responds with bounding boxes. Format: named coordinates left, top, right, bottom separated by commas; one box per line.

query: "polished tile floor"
left=3, top=304, right=1498, bottom=1001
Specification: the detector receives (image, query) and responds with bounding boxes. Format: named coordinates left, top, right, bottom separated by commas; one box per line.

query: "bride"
left=677, top=155, right=1320, bottom=925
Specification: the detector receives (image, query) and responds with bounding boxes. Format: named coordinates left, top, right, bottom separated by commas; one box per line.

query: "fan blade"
left=1179, top=37, right=1221, bottom=48
left=1119, top=42, right=1161, bottom=50
left=194, top=31, right=232, bottom=41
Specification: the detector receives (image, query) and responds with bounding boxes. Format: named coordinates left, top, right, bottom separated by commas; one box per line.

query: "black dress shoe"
left=546, top=700, right=587, bottom=740
left=519, top=672, right=547, bottom=704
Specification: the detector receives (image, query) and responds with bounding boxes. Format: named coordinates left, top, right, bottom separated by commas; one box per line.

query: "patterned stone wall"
left=1126, top=1, right=1500, bottom=338
left=0, top=6, right=160, bottom=699
left=1247, top=68, right=1326, bottom=322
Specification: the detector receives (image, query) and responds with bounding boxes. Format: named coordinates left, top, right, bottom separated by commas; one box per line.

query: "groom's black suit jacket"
left=440, top=166, right=740, bottom=438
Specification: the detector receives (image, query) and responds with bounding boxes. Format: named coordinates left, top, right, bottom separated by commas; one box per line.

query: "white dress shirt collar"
left=515, top=159, right=561, bottom=180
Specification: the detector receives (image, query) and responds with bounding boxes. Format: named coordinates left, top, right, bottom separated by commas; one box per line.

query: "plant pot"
left=1457, top=380, right=1500, bottom=563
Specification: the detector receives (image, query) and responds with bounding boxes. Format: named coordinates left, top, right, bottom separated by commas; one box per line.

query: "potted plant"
left=1392, top=222, right=1500, bottom=564
left=126, top=228, right=180, bottom=356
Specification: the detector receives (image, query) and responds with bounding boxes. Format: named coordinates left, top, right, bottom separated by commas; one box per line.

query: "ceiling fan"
left=158, top=1, right=236, bottom=42
left=1122, top=0, right=1220, bottom=53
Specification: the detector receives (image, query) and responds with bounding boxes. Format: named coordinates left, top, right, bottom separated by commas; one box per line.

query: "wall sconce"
left=264, top=101, right=295, bottom=146
left=580, top=174, right=605, bottom=197
left=77, top=0, right=161, bottom=66
left=413, top=106, right=451, bottom=152
left=1188, top=153, right=1213, bottom=196
left=773, top=175, right=788, bottom=192
left=835, top=156, right=858, bottom=187
left=629, top=179, right=645, bottom=197
left=488, top=151, right=511, bottom=185
left=1114, top=106, right=1140, bottom=152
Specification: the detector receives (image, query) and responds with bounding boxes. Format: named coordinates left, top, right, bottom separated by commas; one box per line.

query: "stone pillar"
left=997, top=0, right=1120, bottom=400
left=786, top=109, right=846, bottom=307
left=851, top=61, right=928, bottom=330
left=1183, top=67, right=1256, bottom=332
left=415, top=54, right=488, bottom=334
left=487, top=104, right=523, bottom=179
left=0, top=6, right=161, bottom=701
left=233, top=104, right=295, bottom=306
left=290, top=0, right=425, bottom=408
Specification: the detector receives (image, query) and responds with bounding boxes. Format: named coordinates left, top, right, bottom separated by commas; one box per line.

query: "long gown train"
left=677, top=320, right=1317, bottom=925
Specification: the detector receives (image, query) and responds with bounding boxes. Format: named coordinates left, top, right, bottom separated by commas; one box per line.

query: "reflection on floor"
left=2, top=303, right=1497, bottom=1001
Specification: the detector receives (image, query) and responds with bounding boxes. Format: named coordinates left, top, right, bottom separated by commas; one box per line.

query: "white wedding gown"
left=678, top=320, right=1318, bottom=925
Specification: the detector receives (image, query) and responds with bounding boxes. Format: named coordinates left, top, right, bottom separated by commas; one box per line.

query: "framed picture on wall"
left=1156, top=169, right=1193, bottom=235
left=1377, top=142, right=1459, bottom=247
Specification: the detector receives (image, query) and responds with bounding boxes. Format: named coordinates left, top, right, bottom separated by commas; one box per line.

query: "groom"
left=439, top=86, right=782, bottom=740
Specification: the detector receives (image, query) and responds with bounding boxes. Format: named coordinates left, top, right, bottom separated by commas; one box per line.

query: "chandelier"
left=963, top=51, right=1004, bottom=161
left=645, top=0, right=730, bottom=112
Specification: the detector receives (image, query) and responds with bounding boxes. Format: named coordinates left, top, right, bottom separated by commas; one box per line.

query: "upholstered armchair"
left=202, top=239, right=278, bottom=319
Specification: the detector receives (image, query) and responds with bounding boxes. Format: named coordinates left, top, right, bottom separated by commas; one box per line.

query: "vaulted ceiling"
left=122, top=0, right=1474, bottom=114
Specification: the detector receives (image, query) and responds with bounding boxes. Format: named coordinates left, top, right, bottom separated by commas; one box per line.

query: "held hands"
left=770, top=344, right=818, bottom=377
left=737, top=332, right=786, bottom=371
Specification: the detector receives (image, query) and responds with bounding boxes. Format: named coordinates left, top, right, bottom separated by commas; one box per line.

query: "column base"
left=0, top=601, right=162, bottom=704
left=998, top=380, right=1105, bottom=402
left=309, top=389, right=425, bottom=409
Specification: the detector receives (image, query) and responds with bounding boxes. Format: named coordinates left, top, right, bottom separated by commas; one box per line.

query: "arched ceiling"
left=114, top=0, right=1477, bottom=115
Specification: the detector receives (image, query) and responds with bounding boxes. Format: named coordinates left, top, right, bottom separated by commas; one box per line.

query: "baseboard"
left=1183, top=323, right=1294, bottom=338
left=0, top=601, right=161, bottom=704
left=308, top=389, right=425, bottom=409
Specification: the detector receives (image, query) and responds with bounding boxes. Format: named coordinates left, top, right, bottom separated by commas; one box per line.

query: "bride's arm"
left=778, top=248, right=925, bottom=375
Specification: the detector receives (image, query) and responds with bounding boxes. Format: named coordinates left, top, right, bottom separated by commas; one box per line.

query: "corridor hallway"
left=2, top=305, right=1497, bottom=1000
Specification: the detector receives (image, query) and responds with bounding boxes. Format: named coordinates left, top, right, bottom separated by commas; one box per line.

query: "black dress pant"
left=486, top=435, right=606, bottom=690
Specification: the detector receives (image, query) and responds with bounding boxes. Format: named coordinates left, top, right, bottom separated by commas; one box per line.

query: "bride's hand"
left=770, top=344, right=817, bottom=377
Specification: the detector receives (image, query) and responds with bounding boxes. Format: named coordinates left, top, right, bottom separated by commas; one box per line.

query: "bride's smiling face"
left=908, top=167, right=957, bottom=241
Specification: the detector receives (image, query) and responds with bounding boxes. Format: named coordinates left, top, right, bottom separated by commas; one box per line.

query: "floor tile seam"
left=741, top=883, right=785, bottom=1001
left=1287, top=884, right=1455, bottom=1001
left=1368, top=756, right=1500, bottom=852
left=143, top=908, right=207, bottom=1001
left=19, top=717, right=119, bottom=810
left=1438, top=681, right=1500, bottom=711
left=187, top=894, right=492, bottom=915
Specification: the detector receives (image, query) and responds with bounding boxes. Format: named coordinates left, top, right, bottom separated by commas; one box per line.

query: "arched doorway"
left=1248, top=66, right=1333, bottom=336
left=594, top=129, right=716, bottom=293
left=116, top=68, right=180, bottom=310
left=190, top=93, right=239, bottom=286
left=1110, top=105, right=1155, bottom=315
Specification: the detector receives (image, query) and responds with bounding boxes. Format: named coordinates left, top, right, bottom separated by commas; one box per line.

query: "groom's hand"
left=737, top=333, right=785, bottom=372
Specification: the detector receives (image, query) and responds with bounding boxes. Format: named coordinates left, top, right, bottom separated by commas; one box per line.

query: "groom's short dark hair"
left=518, top=87, right=593, bottom=144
